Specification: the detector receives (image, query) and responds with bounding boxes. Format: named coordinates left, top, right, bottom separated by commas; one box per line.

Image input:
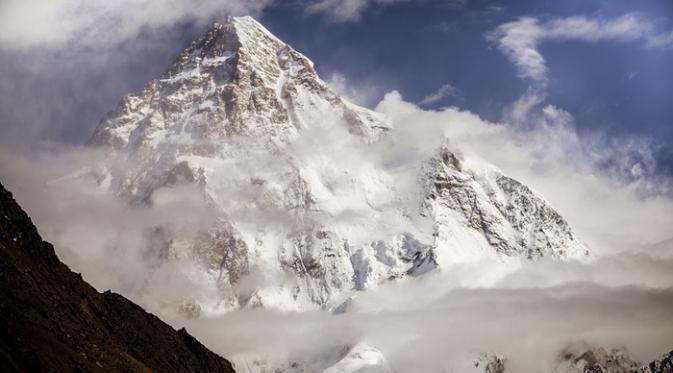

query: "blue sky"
left=0, top=0, right=672, bottom=174
left=259, top=0, right=673, bottom=175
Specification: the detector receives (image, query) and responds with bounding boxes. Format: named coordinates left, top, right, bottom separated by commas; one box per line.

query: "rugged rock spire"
left=89, top=16, right=388, bottom=150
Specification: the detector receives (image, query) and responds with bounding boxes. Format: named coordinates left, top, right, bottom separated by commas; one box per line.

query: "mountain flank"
left=0, top=181, right=235, bottom=372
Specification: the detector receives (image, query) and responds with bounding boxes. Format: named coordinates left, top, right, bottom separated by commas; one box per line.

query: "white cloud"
left=418, top=83, right=460, bottom=106
left=0, top=0, right=466, bottom=46
left=326, top=72, right=383, bottom=107
left=503, top=86, right=546, bottom=123
left=2, top=87, right=673, bottom=371
left=647, top=29, right=673, bottom=48
left=0, top=0, right=272, bottom=49
left=375, top=91, right=673, bottom=253
left=1, top=5, right=673, bottom=370
left=487, top=13, right=671, bottom=83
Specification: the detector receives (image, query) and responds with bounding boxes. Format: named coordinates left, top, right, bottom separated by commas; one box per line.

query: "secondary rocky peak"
left=424, top=146, right=588, bottom=263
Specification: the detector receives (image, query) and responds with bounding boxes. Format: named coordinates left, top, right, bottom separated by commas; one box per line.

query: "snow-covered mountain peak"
left=84, top=16, right=588, bottom=315
left=222, top=16, right=294, bottom=60
left=89, top=16, right=388, bottom=151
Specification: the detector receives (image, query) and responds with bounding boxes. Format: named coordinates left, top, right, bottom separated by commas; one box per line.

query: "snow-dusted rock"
left=86, top=16, right=589, bottom=313
left=470, top=353, right=507, bottom=373
left=350, top=233, right=436, bottom=290
left=553, top=343, right=644, bottom=373
left=423, top=146, right=588, bottom=265
left=322, top=343, right=392, bottom=373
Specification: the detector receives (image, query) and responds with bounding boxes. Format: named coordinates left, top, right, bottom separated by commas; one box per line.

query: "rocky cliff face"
left=89, top=16, right=387, bottom=152
left=466, top=346, right=673, bottom=373
left=0, top=181, right=235, bottom=372
left=643, top=351, right=673, bottom=373
left=551, top=344, right=673, bottom=373
left=423, top=146, right=588, bottom=264
left=553, top=344, right=643, bottom=373
left=85, top=16, right=589, bottom=313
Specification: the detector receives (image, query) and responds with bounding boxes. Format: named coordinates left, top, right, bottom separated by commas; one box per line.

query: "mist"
left=2, top=79, right=673, bottom=371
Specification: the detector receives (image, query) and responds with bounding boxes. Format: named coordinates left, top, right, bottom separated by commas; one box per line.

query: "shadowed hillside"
left=0, top=181, right=235, bottom=372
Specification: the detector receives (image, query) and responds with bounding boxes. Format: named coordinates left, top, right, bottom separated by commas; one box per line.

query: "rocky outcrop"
left=550, top=344, right=673, bottom=373
left=0, top=181, right=235, bottom=372
left=642, top=350, right=673, bottom=373
left=467, top=345, right=672, bottom=373
left=553, top=344, right=642, bottom=373
left=424, top=146, right=588, bottom=263
left=474, top=354, right=507, bottom=373
left=89, top=17, right=389, bottom=152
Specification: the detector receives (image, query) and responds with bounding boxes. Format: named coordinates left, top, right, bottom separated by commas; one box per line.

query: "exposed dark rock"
left=0, top=181, right=235, bottom=372
left=552, top=343, right=673, bottom=373
left=474, top=353, right=507, bottom=373
left=642, top=350, right=673, bottom=373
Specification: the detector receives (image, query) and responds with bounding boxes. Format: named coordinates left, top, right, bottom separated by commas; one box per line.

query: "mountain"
left=85, top=15, right=588, bottom=313
left=321, top=343, right=392, bottom=373
left=552, top=344, right=673, bottom=373
left=464, top=343, right=673, bottom=373
left=295, top=345, right=673, bottom=373
left=0, top=181, right=235, bottom=372
left=644, top=350, right=673, bottom=373
left=88, top=16, right=389, bottom=152
left=232, top=343, right=393, bottom=373
left=553, top=344, right=643, bottom=373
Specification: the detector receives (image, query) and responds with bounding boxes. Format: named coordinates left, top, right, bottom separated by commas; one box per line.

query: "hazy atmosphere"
left=1, top=1, right=672, bottom=372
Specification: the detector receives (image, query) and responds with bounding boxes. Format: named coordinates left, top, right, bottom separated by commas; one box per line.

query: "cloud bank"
left=183, top=93, right=673, bottom=371
left=2, top=87, right=673, bottom=371
left=0, top=0, right=467, bottom=49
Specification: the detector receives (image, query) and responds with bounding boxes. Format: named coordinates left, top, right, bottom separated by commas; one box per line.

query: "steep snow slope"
left=86, top=16, right=588, bottom=313
left=322, top=343, right=392, bottom=373
left=424, top=146, right=588, bottom=265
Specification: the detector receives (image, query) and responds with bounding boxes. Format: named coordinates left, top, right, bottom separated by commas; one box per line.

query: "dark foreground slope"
left=0, top=182, right=235, bottom=372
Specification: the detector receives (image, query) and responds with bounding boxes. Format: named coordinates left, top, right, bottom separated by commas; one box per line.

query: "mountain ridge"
left=0, top=181, right=235, bottom=372
left=82, top=16, right=590, bottom=313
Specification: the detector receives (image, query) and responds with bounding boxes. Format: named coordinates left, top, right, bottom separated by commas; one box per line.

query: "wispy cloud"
left=418, top=83, right=460, bottom=106
left=0, top=0, right=271, bottom=49
left=3, top=81, right=673, bottom=373
left=326, top=72, right=384, bottom=108
left=647, top=28, right=673, bottom=48
left=487, top=13, right=673, bottom=83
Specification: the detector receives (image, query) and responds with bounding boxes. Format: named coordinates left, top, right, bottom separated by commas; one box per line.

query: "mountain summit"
left=89, top=16, right=388, bottom=151
left=85, top=16, right=588, bottom=313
